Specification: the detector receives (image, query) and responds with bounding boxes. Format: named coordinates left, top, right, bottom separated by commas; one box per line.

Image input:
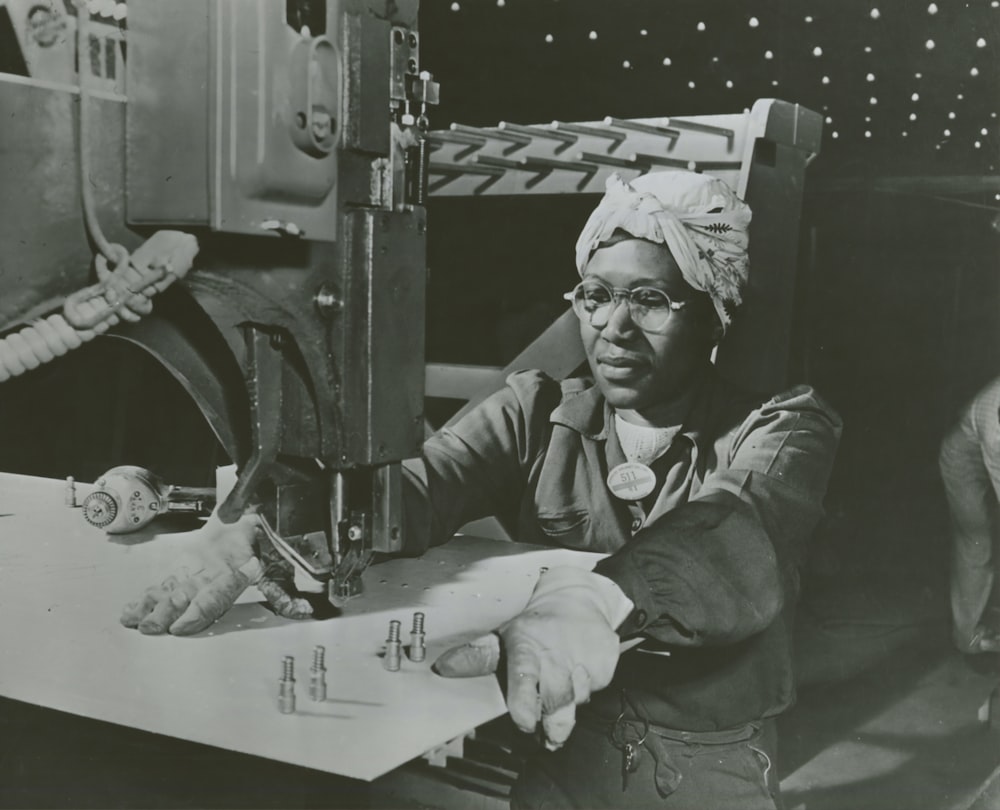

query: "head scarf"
left=574, top=171, right=752, bottom=328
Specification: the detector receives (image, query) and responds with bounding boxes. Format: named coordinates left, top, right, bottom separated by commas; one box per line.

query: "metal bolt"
left=311, top=108, right=334, bottom=142
left=313, top=285, right=341, bottom=316
left=310, top=645, right=327, bottom=702
left=410, top=612, right=426, bottom=662
left=347, top=524, right=363, bottom=542
left=278, top=656, right=296, bottom=714
left=65, top=476, right=76, bottom=508
left=384, top=620, right=402, bottom=671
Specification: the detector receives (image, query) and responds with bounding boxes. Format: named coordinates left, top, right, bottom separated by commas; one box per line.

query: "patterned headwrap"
left=574, top=171, right=752, bottom=328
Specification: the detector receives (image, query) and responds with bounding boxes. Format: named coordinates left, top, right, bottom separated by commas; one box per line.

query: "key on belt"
left=610, top=711, right=647, bottom=791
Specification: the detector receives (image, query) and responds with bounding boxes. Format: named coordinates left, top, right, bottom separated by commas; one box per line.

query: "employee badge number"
left=606, top=462, right=656, bottom=501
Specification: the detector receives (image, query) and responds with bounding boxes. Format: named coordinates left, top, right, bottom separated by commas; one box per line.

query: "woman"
left=122, top=170, right=842, bottom=809
left=418, top=170, right=843, bottom=809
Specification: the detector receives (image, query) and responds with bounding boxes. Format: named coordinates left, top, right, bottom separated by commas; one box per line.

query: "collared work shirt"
left=403, top=368, right=842, bottom=731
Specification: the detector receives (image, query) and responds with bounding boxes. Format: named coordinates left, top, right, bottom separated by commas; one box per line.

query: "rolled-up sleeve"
left=595, top=385, right=842, bottom=646
left=401, top=371, right=560, bottom=555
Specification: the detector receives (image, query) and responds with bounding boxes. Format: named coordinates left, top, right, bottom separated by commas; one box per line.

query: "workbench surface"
left=0, top=472, right=601, bottom=781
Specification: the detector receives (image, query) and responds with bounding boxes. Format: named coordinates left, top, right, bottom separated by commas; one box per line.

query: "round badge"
left=606, top=462, right=656, bottom=501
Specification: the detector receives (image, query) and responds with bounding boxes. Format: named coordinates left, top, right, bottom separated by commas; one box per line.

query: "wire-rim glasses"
left=563, top=279, right=687, bottom=333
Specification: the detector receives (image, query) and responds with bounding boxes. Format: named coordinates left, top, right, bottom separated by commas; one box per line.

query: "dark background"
left=0, top=2, right=998, bottom=806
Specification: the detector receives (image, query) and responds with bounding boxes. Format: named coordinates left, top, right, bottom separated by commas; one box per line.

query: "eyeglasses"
left=563, top=279, right=687, bottom=333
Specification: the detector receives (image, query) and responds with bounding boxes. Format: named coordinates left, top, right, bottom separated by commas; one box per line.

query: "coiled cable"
left=76, top=0, right=124, bottom=266
left=0, top=230, right=200, bottom=383
left=0, top=8, right=199, bottom=385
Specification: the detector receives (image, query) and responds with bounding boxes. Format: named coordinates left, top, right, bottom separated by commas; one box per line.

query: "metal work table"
left=0, top=472, right=601, bottom=782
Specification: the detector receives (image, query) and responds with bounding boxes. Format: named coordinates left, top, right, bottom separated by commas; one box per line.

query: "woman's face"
left=580, top=238, right=717, bottom=423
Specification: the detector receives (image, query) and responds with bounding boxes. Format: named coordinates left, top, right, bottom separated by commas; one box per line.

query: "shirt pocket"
left=535, top=510, right=591, bottom=540
left=531, top=437, right=597, bottom=547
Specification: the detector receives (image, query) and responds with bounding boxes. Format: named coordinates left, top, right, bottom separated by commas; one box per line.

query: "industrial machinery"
left=0, top=0, right=821, bottom=611
left=0, top=0, right=437, bottom=604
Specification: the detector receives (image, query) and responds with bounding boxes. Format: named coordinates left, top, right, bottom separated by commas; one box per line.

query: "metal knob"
left=82, top=491, right=118, bottom=528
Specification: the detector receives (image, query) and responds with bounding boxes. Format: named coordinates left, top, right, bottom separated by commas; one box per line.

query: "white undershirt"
left=614, top=414, right=682, bottom=466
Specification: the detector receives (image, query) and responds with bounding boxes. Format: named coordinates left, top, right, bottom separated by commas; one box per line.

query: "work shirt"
left=403, top=366, right=842, bottom=732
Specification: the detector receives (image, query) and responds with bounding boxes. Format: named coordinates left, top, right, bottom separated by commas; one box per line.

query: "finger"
left=138, top=587, right=191, bottom=634
left=541, top=702, right=577, bottom=751
left=168, top=567, right=250, bottom=635
left=119, top=576, right=180, bottom=628
left=570, top=664, right=594, bottom=705
left=136, top=573, right=212, bottom=634
left=534, top=654, right=576, bottom=749
left=120, top=593, right=160, bottom=628
left=505, top=639, right=542, bottom=734
left=257, top=577, right=314, bottom=621
left=432, top=633, right=501, bottom=677
left=537, top=650, right=574, bottom=715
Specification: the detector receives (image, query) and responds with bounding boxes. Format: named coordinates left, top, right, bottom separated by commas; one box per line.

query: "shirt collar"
left=550, top=381, right=609, bottom=440
left=550, top=364, right=718, bottom=446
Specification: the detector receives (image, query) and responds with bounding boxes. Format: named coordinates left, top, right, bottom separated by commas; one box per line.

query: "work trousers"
left=939, top=377, right=1000, bottom=652
left=510, top=716, right=782, bottom=810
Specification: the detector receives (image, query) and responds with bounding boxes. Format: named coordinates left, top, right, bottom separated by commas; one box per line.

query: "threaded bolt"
left=409, top=612, right=426, bottom=662
left=278, top=655, right=296, bottom=714
left=65, top=476, right=76, bottom=508
left=309, top=645, right=327, bottom=702
left=384, top=619, right=402, bottom=671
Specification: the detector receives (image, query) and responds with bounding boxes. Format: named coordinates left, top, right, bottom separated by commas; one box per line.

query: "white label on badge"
left=606, top=462, right=656, bottom=501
